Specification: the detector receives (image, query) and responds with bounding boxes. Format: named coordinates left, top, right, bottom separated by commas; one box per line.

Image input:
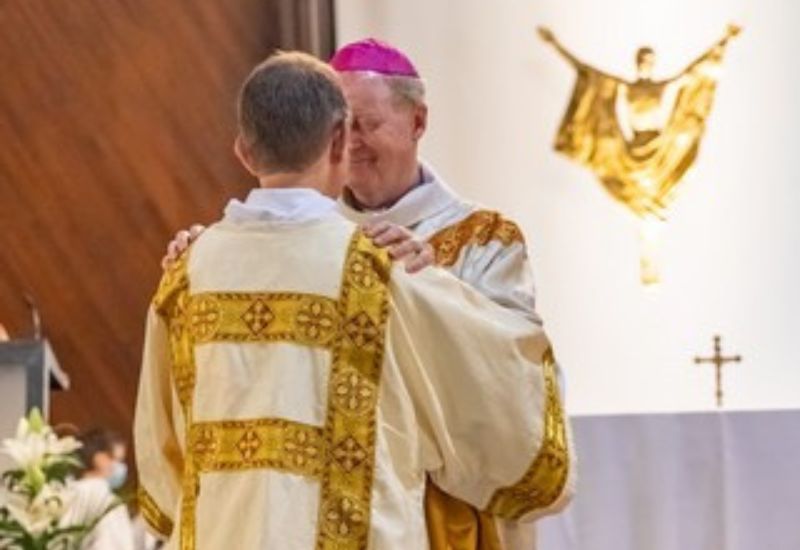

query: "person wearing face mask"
left=63, top=428, right=135, bottom=550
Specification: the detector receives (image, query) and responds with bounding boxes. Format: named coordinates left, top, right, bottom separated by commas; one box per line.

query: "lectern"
left=0, top=339, right=70, bottom=437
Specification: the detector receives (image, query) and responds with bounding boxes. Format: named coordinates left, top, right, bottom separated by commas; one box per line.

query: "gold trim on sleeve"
left=138, top=485, right=175, bottom=538
left=427, top=210, right=525, bottom=267
left=484, top=348, right=570, bottom=520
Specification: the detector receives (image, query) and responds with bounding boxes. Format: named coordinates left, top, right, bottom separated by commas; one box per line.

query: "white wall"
left=335, top=0, right=800, bottom=414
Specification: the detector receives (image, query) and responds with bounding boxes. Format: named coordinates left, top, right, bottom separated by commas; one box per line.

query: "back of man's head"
left=238, top=51, right=348, bottom=174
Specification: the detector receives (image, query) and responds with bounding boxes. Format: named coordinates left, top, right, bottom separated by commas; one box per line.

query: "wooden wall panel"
left=0, top=0, right=335, bottom=441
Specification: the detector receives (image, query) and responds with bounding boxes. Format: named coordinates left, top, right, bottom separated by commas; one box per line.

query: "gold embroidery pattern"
left=427, top=210, right=525, bottom=267
left=484, top=348, right=570, bottom=520
left=331, top=369, right=376, bottom=416
left=153, top=252, right=200, bottom=550
left=138, top=485, right=174, bottom=538
left=190, top=418, right=325, bottom=477
left=151, top=231, right=391, bottom=550
left=317, top=232, right=391, bottom=550
left=187, top=292, right=340, bottom=347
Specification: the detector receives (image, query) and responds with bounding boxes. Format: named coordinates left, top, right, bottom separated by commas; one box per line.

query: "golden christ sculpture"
left=539, top=24, right=740, bottom=284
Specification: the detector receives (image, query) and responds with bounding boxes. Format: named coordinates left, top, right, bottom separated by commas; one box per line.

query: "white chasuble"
left=135, top=191, right=572, bottom=549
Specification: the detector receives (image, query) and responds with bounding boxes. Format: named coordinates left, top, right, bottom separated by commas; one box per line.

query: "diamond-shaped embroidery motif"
left=344, top=312, right=378, bottom=348
left=241, top=300, right=274, bottom=335
left=236, top=430, right=262, bottom=461
left=332, top=436, right=368, bottom=473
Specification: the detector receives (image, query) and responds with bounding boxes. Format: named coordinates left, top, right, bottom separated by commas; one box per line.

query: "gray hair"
left=384, top=75, right=426, bottom=107
left=238, top=51, right=348, bottom=172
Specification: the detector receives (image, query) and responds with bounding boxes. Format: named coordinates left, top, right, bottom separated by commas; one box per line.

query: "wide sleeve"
left=388, top=266, right=575, bottom=522
left=134, top=307, right=184, bottom=539
left=459, top=239, right=542, bottom=325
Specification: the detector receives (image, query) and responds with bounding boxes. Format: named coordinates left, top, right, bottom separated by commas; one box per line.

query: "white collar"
left=224, top=187, right=339, bottom=223
left=337, top=163, right=459, bottom=227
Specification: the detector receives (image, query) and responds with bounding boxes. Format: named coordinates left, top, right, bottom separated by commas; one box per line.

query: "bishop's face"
left=339, top=71, right=424, bottom=209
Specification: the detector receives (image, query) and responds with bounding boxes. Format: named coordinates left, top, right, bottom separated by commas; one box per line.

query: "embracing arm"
left=390, top=267, right=575, bottom=522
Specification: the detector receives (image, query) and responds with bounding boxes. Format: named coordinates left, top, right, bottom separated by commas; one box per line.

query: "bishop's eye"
left=352, top=115, right=382, bottom=134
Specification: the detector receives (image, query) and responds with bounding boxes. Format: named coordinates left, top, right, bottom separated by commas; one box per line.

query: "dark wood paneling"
left=0, top=0, right=333, bottom=442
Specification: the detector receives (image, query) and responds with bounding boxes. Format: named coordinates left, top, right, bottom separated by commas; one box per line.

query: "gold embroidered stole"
left=147, top=229, right=392, bottom=550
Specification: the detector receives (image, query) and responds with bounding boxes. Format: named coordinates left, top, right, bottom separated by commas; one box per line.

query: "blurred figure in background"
left=62, top=428, right=135, bottom=550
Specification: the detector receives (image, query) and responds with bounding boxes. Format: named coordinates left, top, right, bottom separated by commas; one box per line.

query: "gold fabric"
left=552, top=35, right=736, bottom=219
left=189, top=418, right=326, bottom=477
left=428, top=210, right=525, bottom=267
left=425, top=481, right=503, bottom=550
left=145, top=230, right=392, bottom=550
left=138, top=486, right=174, bottom=539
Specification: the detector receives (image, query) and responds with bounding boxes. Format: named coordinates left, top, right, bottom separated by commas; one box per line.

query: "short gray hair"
left=384, top=75, right=426, bottom=107
left=238, top=51, right=348, bottom=172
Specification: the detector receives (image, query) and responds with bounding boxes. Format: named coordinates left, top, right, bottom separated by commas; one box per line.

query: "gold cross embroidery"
left=150, top=231, right=392, bottom=550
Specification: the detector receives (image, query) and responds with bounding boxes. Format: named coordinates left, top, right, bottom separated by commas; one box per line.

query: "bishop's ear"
left=412, top=103, right=428, bottom=141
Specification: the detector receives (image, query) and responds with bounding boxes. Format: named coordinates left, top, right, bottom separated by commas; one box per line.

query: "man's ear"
left=329, top=120, right=348, bottom=164
left=412, top=103, right=428, bottom=141
left=234, top=134, right=259, bottom=176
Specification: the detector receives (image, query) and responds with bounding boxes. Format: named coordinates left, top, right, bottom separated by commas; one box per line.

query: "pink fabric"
left=330, top=38, right=419, bottom=78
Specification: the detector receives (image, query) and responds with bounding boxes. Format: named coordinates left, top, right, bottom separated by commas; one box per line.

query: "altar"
left=538, top=409, right=800, bottom=550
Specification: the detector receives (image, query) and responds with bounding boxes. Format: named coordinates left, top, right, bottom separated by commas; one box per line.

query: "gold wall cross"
left=694, top=335, right=742, bottom=408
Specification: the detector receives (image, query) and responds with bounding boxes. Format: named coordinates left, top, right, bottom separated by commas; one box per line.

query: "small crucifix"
left=694, top=335, right=742, bottom=408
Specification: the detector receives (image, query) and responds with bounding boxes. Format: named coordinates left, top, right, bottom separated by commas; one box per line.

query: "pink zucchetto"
left=330, top=38, right=420, bottom=78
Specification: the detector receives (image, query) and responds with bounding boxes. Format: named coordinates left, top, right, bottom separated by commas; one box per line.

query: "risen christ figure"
left=539, top=24, right=740, bottom=219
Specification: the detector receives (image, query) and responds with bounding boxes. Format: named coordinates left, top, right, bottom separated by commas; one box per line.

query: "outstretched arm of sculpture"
left=538, top=26, right=627, bottom=83
left=666, top=23, right=741, bottom=84
left=537, top=26, right=585, bottom=69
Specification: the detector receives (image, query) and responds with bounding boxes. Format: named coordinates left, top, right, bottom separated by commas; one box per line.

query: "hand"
left=726, top=23, right=742, bottom=38
left=537, top=26, right=555, bottom=43
left=362, top=220, right=435, bottom=274
left=161, top=224, right=206, bottom=269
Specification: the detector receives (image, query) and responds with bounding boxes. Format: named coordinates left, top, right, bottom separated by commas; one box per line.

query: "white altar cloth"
left=538, top=409, right=800, bottom=550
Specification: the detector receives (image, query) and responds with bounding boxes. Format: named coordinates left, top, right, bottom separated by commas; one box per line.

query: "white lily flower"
left=4, top=481, right=73, bottom=536
left=2, top=432, right=48, bottom=470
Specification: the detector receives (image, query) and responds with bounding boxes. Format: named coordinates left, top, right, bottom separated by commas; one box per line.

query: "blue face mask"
left=107, top=461, right=128, bottom=490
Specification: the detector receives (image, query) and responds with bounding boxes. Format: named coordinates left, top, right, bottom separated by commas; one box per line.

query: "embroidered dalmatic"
left=339, top=165, right=575, bottom=550
left=339, top=164, right=541, bottom=325
left=136, top=192, right=571, bottom=549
